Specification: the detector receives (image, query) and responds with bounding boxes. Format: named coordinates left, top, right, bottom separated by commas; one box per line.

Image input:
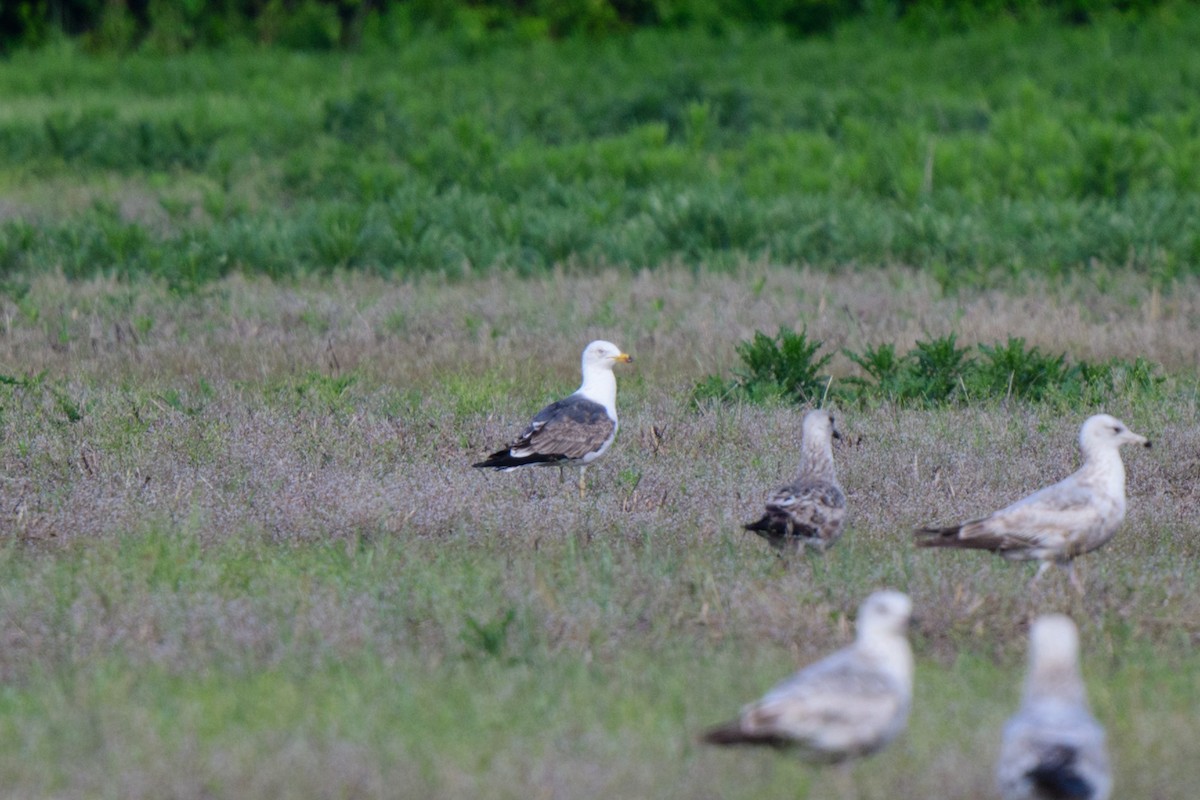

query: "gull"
left=702, top=590, right=914, bottom=764
left=744, top=409, right=846, bottom=553
left=914, top=414, right=1150, bottom=592
left=473, top=340, right=633, bottom=497
left=997, top=614, right=1112, bottom=800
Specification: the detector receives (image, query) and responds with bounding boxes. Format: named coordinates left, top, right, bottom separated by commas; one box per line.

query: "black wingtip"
left=743, top=517, right=770, bottom=533
left=701, top=723, right=792, bottom=749
left=700, top=723, right=743, bottom=746
left=1027, top=746, right=1092, bottom=800
left=473, top=451, right=569, bottom=470
left=913, top=525, right=965, bottom=547
left=472, top=449, right=511, bottom=469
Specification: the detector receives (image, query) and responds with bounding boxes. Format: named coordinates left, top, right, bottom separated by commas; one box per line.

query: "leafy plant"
left=845, top=343, right=908, bottom=401
left=699, top=331, right=1168, bottom=409
left=909, top=334, right=972, bottom=405
left=461, top=608, right=517, bottom=661
left=971, top=337, right=1068, bottom=402
left=695, top=327, right=833, bottom=406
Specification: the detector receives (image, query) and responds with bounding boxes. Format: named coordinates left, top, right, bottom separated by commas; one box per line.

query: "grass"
left=1, top=265, right=1199, bottom=796
left=3, top=10, right=1200, bottom=283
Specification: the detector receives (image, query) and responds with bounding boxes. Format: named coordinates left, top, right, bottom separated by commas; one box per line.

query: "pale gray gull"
left=702, top=590, right=913, bottom=764
left=996, top=614, right=1112, bottom=800
left=915, top=414, right=1150, bottom=592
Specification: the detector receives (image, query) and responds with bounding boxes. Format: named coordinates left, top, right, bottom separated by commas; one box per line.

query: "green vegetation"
left=3, top=8, right=1200, bottom=284
left=695, top=328, right=1166, bottom=407
left=2, top=0, right=1181, bottom=52
left=693, top=328, right=835, bottom=406
left=3, top=2, right=1200, bottom=793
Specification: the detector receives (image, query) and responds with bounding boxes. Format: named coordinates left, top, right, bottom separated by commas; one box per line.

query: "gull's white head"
left=1079, top=414, right=1151, bottom=455
left=802, top=409, right=841, bottom=443
left=1029, top=614, right=1079, bottom=670
left=1026, top=614, right=1087, bottom=703
left=582, top=340, right=633, bottom=371
left=856, top=590, right=913, bottom=641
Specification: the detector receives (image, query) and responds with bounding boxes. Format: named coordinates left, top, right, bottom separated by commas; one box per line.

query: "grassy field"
left=4, top=9, right=1200, bottom=796
left=1, top=266, right=1199, bottom=797
left=4, top=8, right=1200, bottom=283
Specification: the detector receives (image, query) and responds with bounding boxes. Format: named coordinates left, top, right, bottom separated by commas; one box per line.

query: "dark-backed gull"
left=473, top=340, right=632, bottom=497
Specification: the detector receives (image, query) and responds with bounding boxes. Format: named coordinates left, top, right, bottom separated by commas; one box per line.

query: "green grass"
left=4, top=11, right=1200, bottom=283
left=1, top=267, right=1199, bottom=796
left=0, top=528, right=1197, bottom=798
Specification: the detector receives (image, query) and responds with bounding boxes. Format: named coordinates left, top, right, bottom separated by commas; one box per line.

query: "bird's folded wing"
left=999, top=716, right=1109, bottom=796
left=509, top=397, right=615, bottom=459
left=767, top=480, right=846, bottom=514
left=745, top=659, right=903, bottom=744
left=962, top=484, right=1102, bottom=548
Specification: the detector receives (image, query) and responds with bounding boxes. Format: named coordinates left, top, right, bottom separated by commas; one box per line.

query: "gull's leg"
left=578, top=466, right=588, bottom=498
left=828, top=762, right=858, bottom=800
left=1031, top=560, right=1054, bottom=583
left=1066, top=560, right=1085, bottom=595
left=558, top=466, right=565, bottom=484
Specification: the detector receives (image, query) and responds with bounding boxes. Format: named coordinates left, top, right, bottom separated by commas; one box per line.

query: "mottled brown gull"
left=915, top=414, right=1150, bottom=592
left=473, top=340, right=633, bottom=497
left=744, top=409, right=846, bottom=553
left=997, top=614, right=1112, bottom=800
left=701, top=590, right=913, bottom=764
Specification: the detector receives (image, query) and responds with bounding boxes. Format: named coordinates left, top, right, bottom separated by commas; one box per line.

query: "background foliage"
left=1, top=0, right=1189, bottom=52
left=3, top=6, right=1200, bottom=286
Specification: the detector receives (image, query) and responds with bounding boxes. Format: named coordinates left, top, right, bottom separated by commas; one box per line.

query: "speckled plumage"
left=745, top=410, right=846, bottom=553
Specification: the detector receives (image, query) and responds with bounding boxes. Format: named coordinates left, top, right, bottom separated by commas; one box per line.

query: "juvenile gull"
left=744, top=409, right=846, bottom=553
left=473, top=340, right=632, bottom=497
left=702, top=590, right=913, bottom=763
left=915, top=414, right=1150, bottom=592
left=997, top=614, right=1112, bottom=800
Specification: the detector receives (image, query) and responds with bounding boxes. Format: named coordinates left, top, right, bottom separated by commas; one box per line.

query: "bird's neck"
left=578, top=369, right=617, bottom=414
left=860, top=634, right=913, bottom=688
left=797, top=437, right=836, bottom=483
left=1080, top=448, right=1126, bottom=499
left=1025, top=663, right=1088, bottom=708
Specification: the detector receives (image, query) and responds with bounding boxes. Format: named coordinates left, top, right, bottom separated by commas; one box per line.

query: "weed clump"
left=693, top=327, right=832, bottom=405
left=695, top=331, right=1165, bottom=409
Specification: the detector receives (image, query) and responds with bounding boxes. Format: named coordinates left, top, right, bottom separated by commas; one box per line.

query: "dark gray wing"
left=474, top=394, right=615, bottom=469
left=520, top=395, right=615, bottom=458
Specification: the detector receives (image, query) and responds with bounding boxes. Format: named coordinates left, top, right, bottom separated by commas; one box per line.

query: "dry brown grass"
left=0, top=265, right=1198, bottom=798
